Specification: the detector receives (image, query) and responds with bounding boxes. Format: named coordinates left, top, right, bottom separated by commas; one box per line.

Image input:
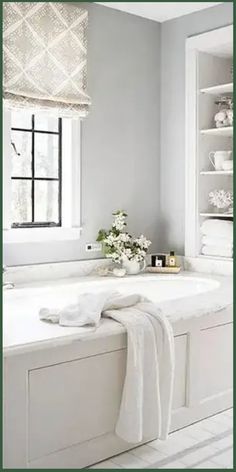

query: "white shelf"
left=200, top=212, right=233, bottom=218
left=200, top=126, right=233, bottom=137
left=200, top=170, right=233, bottom=175
left=200, top=82, right=233, bottom=95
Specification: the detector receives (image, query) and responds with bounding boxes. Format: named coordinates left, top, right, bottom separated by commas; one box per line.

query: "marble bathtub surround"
left=3, top=271, right=232, bottom=468
left=3, top=272, right=232, bottom=469
left=4, top=249, right=234, bottom=288
left=3, top=258, right=111, bottom=286
left=3, top=272, right=232, bottom=353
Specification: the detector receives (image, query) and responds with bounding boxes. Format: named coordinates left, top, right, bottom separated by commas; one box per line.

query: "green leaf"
left=96, top=229, right=107, bottom=242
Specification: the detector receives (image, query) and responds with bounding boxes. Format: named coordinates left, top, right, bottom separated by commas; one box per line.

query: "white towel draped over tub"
left=39, top=291, right=175, bottom=444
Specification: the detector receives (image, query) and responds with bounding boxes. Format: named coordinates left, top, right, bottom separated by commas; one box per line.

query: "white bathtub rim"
left=4, top=272, right=219, bottom=293
left=3, top=271, right=232, bottom=356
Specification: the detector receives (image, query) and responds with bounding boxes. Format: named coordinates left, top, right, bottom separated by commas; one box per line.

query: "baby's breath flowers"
left=97, top=211, right=152, bottom=264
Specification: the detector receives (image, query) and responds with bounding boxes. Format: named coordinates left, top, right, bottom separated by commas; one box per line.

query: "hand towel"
left=200, top=219, right=233, bottom=238
left=104, top=301, right=174, bottom=443
left=202, top=245, right=233, bottom=258
left=202, top=235, right=233, bottom=248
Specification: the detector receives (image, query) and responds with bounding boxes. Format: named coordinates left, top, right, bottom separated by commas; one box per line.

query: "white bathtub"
left=79, top=274, right=220, bottom=302
left=3, top=273, right=220, bottom=310
left=3, top=272, right=233, bottom=469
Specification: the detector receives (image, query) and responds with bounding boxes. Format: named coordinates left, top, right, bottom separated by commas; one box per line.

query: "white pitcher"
left=122, top=258, right=146, bottom=275
left=209, top=151, right=232, bottom=170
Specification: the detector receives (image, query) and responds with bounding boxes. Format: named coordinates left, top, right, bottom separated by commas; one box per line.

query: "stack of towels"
left=201, top=219, right=233, bottom=258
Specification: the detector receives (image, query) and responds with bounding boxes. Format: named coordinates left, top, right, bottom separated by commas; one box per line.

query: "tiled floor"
left=89, top=409, right=233, bottom=469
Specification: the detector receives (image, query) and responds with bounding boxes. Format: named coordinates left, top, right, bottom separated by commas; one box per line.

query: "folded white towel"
left=39, top=291, right=174, bottom=444
left=202, top=245, right=233, bottom=258
left=202, top=235, right=233, bottom=248
left=201, top=219, right=233, bottom=238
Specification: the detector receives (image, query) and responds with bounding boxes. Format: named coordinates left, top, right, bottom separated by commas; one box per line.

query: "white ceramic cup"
left=209, top=150, right=232, bottom=170
left=222, top=160, right=233, bottom=171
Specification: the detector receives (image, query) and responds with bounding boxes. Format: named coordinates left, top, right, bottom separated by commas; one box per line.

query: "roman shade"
left=3, top=2, right=91, bottom=117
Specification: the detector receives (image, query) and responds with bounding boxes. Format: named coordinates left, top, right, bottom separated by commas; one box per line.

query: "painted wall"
left=159, top=2, right=233, bottom=254
left=5, top=3, right=161, bottom=266
left=4, top=2, right=233, bottom=266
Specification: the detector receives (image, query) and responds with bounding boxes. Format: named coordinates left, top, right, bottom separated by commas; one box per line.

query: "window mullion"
left=3, top=109, right=12, bottom=230
left=32, top=114, right=35, bottom=223
left=58, top=118, right=62, bottom=226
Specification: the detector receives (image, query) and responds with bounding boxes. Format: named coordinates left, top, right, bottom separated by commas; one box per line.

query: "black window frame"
left=11, top=114, right=62, bottom=228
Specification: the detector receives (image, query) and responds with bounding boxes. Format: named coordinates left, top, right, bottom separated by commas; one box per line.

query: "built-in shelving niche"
left=185, top=25, right=233, bottom=264
left=198, top=52, right=233, bottom=261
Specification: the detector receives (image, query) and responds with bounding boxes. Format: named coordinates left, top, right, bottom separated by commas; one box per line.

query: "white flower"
left=104, top=233, right=116, bottom=246
left=117, top=232, right=131, bottom=243
left=133, top=253, right=144, bottom=262
left=107, top=251, right=122, bottom=263
left=123, top=248, right=132, bottom=259
left=112, top=211, right=127, bottom=231
left=137, top=248, right=146, bottom=258
left=134, top=234, right=152, bottom=250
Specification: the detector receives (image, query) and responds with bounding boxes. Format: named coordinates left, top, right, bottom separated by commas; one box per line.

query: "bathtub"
left=3, top=272, right=233, bottom=468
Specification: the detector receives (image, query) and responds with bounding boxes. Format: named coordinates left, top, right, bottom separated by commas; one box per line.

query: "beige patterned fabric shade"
left=3, top=2, right=91, bottom=117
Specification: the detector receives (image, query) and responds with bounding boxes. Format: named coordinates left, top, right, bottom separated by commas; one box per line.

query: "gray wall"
left=5, top=3, right=161, bottom=266
left=159, top=2, right=233, bottom=255
left=5, top=2, right=233, bottom=266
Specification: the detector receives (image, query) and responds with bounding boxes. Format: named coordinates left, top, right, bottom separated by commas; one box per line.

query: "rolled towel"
left=201, top=219, right=233, bottom=238
left=202, top=245, right=233, bottom=258
left=202, top=235, right=233, bottom=248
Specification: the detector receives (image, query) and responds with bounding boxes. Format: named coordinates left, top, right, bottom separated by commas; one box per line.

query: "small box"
left=151, top=254, right=166, bottom=268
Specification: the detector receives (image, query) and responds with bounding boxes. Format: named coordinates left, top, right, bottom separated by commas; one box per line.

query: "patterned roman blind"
left=3, top=2, right=91, bottom=117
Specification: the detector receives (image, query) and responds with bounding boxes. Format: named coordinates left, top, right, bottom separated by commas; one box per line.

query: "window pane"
left=35, top=181, right=59, bottom=223
left=11, top=110, right=32, bottom=129
left=12, top=180, right=32, bottom=224
left=35, top=133, right=59, bottom=178
left=34, top=114, right=59, bottom=132
left=11, top=131, right=32, bottom=177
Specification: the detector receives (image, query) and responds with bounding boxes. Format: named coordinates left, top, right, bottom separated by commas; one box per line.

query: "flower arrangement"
left=208, top=189, right=233, bottom=211
left=97, top=210, right=152, bottom=264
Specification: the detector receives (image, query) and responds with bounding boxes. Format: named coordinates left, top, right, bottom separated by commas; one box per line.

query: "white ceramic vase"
left=122, top=258, right=146, bottom=275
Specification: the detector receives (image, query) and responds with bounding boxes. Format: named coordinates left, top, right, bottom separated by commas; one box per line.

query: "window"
left=3, top=109, right=81, bottom=243
left=11, top=112, right=62, bottom=228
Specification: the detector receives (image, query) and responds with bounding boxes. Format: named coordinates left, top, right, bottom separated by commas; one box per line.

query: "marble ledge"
left=3, top=254, right=232, bottom=287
